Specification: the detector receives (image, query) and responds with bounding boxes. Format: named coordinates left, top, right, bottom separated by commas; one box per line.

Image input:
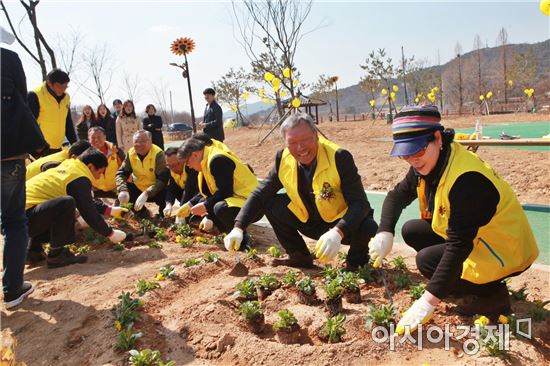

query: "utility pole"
left=401, top=46, right=409, bottom=105
left=457, top=53, right=463, bottom=115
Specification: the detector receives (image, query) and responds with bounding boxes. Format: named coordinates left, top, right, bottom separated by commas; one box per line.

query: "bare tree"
left=122, top=72, right=141, bottom=103
left=497, top=27, right=509, bottom=104
left=75, top=44, right=115, bottom=104
left=1, top=0, right=57, bottom=80
left=473, top=34, right=484, bottom=101
left=150, top=78, right=171, bottom=124
left=406, top=58, right=437, bottom=101
left=360, top=48, right=397, bottom=119
left=455, top=42, right=464, bottom=115
left=212, top=67, right=254, bottom=126
left=55, top=28, right=84, bottom=76
left=508, top=47, right=538, bottom=93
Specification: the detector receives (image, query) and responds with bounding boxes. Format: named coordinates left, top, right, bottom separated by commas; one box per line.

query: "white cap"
left=0, top=26, right=16, bottom=45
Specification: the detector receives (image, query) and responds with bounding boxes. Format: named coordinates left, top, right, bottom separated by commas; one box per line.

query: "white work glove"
left=163, top=203, right=173, bottom=217
left=396, top=292, right=436, bottom=335
left=176, top=202, right=192, bottom=218
left=134, top=191, right=149, bottom=211
left=224, top=227, right=243, bottom=252
left=175, top=216, right=186, bottom=225
left=368, top=231, right=394, bottom=268
left=118, top=191, right=130, bottom=205
left=199, top=217, right=214, bottom=232
left=108, top=229, right=127, bottom=244
left=314, top=228, right=342, bottom=263
left=110, top=206, right=130, bottom=219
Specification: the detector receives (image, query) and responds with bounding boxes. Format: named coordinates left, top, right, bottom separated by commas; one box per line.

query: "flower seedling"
left=238, top=300, right=265, bottom=334
left=409, top=283, right=426, bottom=301
left=112, top=292, right=143, bottom=328
left=148, top=241, right=163, bottom=249
left=172, top=223, right=193, bottom=238
left=267, top=246, right=282, bottom=258
left=527, top=300, right=550, bottom=322
left=273, top=309, right=300, bottom=344
left=128, top=349, right=175, bottom=366
left=213, top=235, right=224, bottom=246
left=394, top=273, right=412, bottom=289
left=157, top=265, right=176, bottom=280
left=324, top=278, right=344, bottom=316
left=135, top=279, right=160, bottom=296
left=340, top=272, right=361, bottom=303
left=322, top=265, right=342, bottom=282
left=475, top=317, right=509, bottom=359
left=203, top=251, right=219, bottom=263
left=176, top=235, right=193, bottom=248
left=356, top=264, right=373, bottom=283
left=245, top=248, right=260, bottom=261
left=113, top=243, right=126, bottom=251
left=153, top=227, right=167, bottom=241
left=337, top=252, right=347, bottom=262
left=365, top=304, right=395, bottom=331
left=114, top=325, right=142, bottom=351
left=234, top=279, right=258, bottom=301
left=509, top=284, right=529, bottom=301
left=184, top=257, right=201, bottom=267
left=320, top=313, right=346, bottom=343
left=281, top=271, right=299, bottom=287
left=256, top=273, right=281, bottom=300
left=121, top=202, right=134, bottom=211
left=65, top=243, right=91, bottom=255
left=195, top=236, right=210, bottom=245
left=392, top=256, right=407, bottom=271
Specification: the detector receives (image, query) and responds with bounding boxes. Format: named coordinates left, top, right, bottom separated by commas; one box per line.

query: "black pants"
left=127, top=183, right=166, bottom=213
left=207, top=200, right=263, bottom=235
left=265, top=194, right=378, bottom=266
left=93, top=189, right=117, bottom=199
left=402, top=219, right=508, bottom=296
left=26, top=196, right=76, bottom=253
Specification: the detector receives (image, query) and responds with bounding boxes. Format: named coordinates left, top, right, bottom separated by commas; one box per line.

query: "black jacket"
left=76, top=119, right=98, bottom=141
left=143, top=114, right=164, bottom=149
left=1, top=48, right=47, bottom=159
left=202, top=100, right=224, bottom=142
left=97, top=115, right=117, bottom=145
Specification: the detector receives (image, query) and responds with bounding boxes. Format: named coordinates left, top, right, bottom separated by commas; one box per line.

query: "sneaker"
left=4, top=282, right=34, bottom=309
left=47, top=248, right=88, bottom=268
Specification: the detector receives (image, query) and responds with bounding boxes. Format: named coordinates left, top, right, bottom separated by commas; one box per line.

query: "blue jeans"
left=1, top=159, right=28, bottom=295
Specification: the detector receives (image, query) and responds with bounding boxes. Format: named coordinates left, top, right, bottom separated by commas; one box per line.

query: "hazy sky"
left=2, top=0, right=548, bottom=115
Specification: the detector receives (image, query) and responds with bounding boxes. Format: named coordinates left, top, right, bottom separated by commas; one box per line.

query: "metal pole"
left=335, top=83, right=340, bottom=122
left=184, top=53, right=197, bottom=133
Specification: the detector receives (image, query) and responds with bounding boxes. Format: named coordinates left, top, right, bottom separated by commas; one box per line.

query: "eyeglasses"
left=399, top=136, right=435, bottom=160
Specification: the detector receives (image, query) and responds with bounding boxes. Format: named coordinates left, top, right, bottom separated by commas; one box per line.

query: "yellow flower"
left=156, top=273, right=165, bottom=281
left=279, top=91, right=287, bottom=97
left=479, top=95, right=485, bottom=101
left=414, top=97, right=419, bottom=103
left=474, top=315, right=490, bottom=327
left=283, top=67, right=291, bottom=78
left=230, top=105, right=237, bottom=111
left=242, top=93, right=249, bottom=100
left=272, top=85, right=280, bottom=92
left=392, top=85, right=399, bottom=92
left=432, top=86, right=439, bottom=92
left=369, top=100, right=375, bottom=107
left=264, top=72, right=275, bottom=82
left=486, top=91, right=493, bottom=99
left=508, top=80, right=513, bottom=86
left=170, top=37, right=195, bottom=55
left=291, top=98, right=301, bottom=108
left=541, top=0, right=550, bottom=16
left=428, top=93, right=436, bottom=102
left=498, top=315, right=509, bottom=324
left=114, top=320, right=122, bottom=331
left=259, top=89, right=265, bottom=96
left=293, top=79, right=299, bottom=86
left=271, top=77, right=281, bottom=87
left=381, top=88, right=388, bottom=95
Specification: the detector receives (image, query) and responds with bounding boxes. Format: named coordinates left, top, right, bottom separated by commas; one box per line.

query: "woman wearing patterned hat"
left=368, top=105, right=538, bottom=335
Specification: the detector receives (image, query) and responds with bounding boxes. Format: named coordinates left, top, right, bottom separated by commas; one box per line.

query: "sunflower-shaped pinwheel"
left=170, top=37, right=196, bottom=55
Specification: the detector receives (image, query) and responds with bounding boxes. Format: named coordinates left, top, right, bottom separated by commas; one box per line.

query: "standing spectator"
left=143, top=104, right=164, bottom=150
left=76, top=105, right=97, bottom=141
left=28, top=69, right=77, bottom=156
left=96, top=103, right=117, bottom=145
left=1, top=25, right=48, bottom=309
left=115, top=100, right=141, bottom=154
left=199, top=88, right=224, bottom=142
left=111, top=99, right=123, bottom=119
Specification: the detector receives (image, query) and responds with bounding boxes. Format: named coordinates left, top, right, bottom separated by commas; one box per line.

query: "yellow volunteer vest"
left=417, top=142, right=538, bottom=284
left=26, top=158, right=94, bottom=209
left=93, top=142, right=120, bottom=192
left=34, top=82, right=71, bottom=149
left=170, top=167, right=188, bottom=189
left=128, top=144, right=163, bottom=192
left=198, top=145, right=258, bottom=208
left=25, top=149, right=69, bottom=181
left=278, top=137, right=348, bottom=223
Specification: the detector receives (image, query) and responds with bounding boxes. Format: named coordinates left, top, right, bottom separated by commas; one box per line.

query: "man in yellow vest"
left=26, top=148, right=128, bottom=267
left=224, top=113, right=378, bottom=268
left=26, top=140, right=91, bottom=181
left=88, top=127, right=124, bottom=197
left=368, top=105, right=538, bottom=335
left=163, top=147, right=198, bottom=221
left=115, top=130, right=168, bottom=217
left=176, top=135, right=259, bottom=246
left=28, top=69, right=77, bottom=156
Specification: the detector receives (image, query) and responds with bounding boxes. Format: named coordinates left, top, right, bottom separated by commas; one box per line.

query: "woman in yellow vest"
left=163, top=146, right=198, bottom=222
left=88, top=127, right=124, bottom=197
left=25, top=140, right=90, bottom=181
left=27, top=69, right=77, bottom=155
left=368, top=105, right=538, bottom=335
left=176, top=135, right=259, bottom=249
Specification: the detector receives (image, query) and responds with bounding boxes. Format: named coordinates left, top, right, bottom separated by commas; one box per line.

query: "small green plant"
left=172, top=223, right=193, bottom=237
left=296, top=276, right=316, bottom=295
left=238, top=300, right=263, bottom=320
left=477, top=323, right=510, bottom=359
left=176, top=236, right=193, bottom=248
left=245, top=248, right=260, bottom=261
left=509, top=284, right=529, bottom=301
left=323, top=278, right=344, bottom=300
left=272, top=309, right=298, bottom=332
left=65, top=243, right=92, bottom=255
left=365, top=304, right=395, bottom=330
left=113, top=243, right=126, bottom=251
left=135, top=279, right=160, bottom=296
left=128, top=349, right=175, bottom=366
left=213, top=235, right=224, bottom=246
left=356, top=264, right=373, bottom=283
left=322, top=313, right=346, bottom=343
left=322, top=265, right=342, bottom=281
left=203, top=251, right=219, bottom=263
left=83, top=229, right=96, bottom=242
left=409, top=283, right=426, bottom=301
left=195, top=236, right=210, bottom=245
left=121, top=202, right=134, bottom=211
left=112, top=292, right=143, bottom=328
left=392, top=256, right=407, bottom=271
left=153, top=227, right=167, bottom=241
left=267, top=245, right=282, bottom=258
left=140, top=219, right=153, bottom=231
left=340, top=272, right=360, bottom=291
left=43, top=243, right=52, bottom=254
left=337, top=252, right=347, bottom=262
left=148, top=241, right=163, bottom=249
left=281, top=271, right=299, bottom=287
left=158, top=265, right=176, bottom=280
left=527, top=300, right=550, bottom=322
left=257, top=273, right=280, bottom=291
left=184, top=257, right=201, bottom=267
left=114, top=325, right=142, bottom=351
left=234, top=279, right=257, bottom=301
left=394, top=273, right=412, bottom=289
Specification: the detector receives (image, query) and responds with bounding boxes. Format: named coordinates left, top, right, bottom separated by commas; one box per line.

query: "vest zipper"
left=479, top=237, right=505, bottom=267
